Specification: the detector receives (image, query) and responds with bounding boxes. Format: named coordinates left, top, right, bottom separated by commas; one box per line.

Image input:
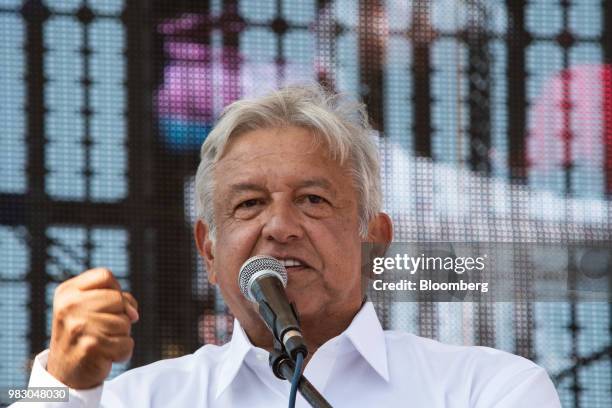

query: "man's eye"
left=298, top=194, right=333, bottom=218
left=237, top=199, right=261, bottom=209
left=305, top=195, right=326, bottom=204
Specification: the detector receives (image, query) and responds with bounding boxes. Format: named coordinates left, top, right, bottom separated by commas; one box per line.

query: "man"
left=14, top=85, right=561, bottom=407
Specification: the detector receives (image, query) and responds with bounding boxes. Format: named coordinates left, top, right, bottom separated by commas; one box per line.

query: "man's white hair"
left=195, top=83, right=381, bottom=240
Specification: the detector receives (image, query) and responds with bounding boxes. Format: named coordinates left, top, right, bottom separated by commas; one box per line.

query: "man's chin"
left=289, top=294, right=334, bottom=323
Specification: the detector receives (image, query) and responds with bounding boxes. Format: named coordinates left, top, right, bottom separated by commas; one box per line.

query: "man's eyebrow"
left=225, top=178, right=336, bottom=199
left=295, top=177, right=334, bottom=190
left=226, top=183, right=267, bottom=198
left=294, top=178, right=336, bottom=195
left=230, top=182, right=266, bottom=194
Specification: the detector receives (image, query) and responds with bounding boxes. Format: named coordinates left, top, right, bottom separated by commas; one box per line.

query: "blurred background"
left=0, top=0, right=611, bottom=406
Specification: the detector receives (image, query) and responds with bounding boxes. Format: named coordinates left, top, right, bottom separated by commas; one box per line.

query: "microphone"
left=238, top=255, right=308, bottom=361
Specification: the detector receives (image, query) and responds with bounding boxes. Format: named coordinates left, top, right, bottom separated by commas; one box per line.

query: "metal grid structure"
left=0, top=0, right=611, bottom=407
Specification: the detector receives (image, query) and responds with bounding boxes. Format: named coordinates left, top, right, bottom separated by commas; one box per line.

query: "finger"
left=73, top=289, right=139, bottom=322
left=77, top=289, right=127, bottom=314
left=73, top=268, right=121, bottom=291
left=122, top=292, right=138, bottom=311
left=90, top=312, right=132, bottom=337
left=121, top=293, right=139, bottom=323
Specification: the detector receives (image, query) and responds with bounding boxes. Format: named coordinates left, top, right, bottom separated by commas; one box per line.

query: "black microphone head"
left=238, top=255, right=288, bottom=302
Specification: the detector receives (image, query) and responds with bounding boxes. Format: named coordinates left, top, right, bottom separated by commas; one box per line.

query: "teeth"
left=279, top=259, right=303, bottom=268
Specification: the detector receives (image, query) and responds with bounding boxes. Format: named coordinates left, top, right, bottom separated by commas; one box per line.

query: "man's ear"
left=367, top=212, right=393, bottom=247
left=194, top=220, right=217, bottom=285
left=363, top=212, right=393, bottom=281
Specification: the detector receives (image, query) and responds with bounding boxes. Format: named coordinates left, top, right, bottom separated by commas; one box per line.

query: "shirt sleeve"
left=478, top=366, right=562, bottom=408
left=8, top=349, right=104, bottom=408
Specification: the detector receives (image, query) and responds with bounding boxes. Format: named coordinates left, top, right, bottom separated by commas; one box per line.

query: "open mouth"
left=278, top=258, right=310, bottom=271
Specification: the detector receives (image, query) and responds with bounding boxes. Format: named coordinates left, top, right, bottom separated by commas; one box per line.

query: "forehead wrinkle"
left=212, top=129, right=351, bottom=202
left=293, top=177, right=331, bottom=188
left=218, top=150, right=281, bottom=171
left=211, top=150, right=276, bottom=198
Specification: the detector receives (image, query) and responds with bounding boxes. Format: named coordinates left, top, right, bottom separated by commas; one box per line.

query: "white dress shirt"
left=14, top=302, right=561, bottom=407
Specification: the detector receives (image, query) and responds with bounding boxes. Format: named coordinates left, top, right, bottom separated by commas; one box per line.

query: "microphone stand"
left=269, top=339, right=333, bottom=408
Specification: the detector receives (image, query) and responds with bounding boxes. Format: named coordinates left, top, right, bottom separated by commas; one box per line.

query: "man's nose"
left=262, top=200, right=304, bottom=243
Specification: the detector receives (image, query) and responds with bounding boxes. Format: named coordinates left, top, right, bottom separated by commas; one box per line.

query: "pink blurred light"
left=527, top=64, right=612, bottom=170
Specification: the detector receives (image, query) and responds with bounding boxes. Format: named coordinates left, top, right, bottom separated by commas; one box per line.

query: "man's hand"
left=46, top=268, right=139, bottom=389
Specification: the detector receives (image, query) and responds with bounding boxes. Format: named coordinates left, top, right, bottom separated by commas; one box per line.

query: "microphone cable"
left=288, top=352, right=305, bottom=408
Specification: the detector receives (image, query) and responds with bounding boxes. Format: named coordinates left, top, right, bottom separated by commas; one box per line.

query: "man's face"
left=196, top=126, right=365, bottom=334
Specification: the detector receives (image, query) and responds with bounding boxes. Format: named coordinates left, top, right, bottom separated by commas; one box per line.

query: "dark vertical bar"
left=411, top=0, right=432, bottom=157
left=466, top=4, right=495, bottom=349
left=124, top=0, right=158, bottom=366
left=274, top=0, right=286, bottom=86
left=410, top=0, right=436, bottom=336
left=559, top=2, right=580, bottom=406
left=358, top=0, right=385, bottom=133
left=474, top=246, right=494, bottom=348
left=474, top=303, right=495, bottom=348
left=76, top=5, right=94, bottom=201
left=467, top=3, right=492, bottom=175
left=23, top=0, right=49, bottom=357
left=513, top=302, right=535, bottom=359
left=558, top=1, right=574, bottom=197
left=153, top=2, right=211, bottom=358
left=568, top=250, right=581, bottom=408
left=221, top=0, right=244, bottom=99
left=506, top=0, right=528, bottom=180
left=506, top=0, right=535, bottom=373
left=315, top=0, right=336, bottom=91
left=221, top=0, right=242, bottom=49
left=418, top=301, right=438, bottom=340
left=78, top=5, right=94, bottom=277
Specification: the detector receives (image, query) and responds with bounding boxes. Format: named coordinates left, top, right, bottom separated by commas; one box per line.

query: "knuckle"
left=66, top=317, right=87, bottom=339
left=54, top=282, right=65, bottom=297
left=108, top=315, right=130, bottom=335
left=79, top=335, right=100, bottom=354
left=53, top=284, right=79, bottom=307
left=54, top=297, right=80, bottom=321
left=112, top=290, right=124, bottom=307
left=124, top=292, right=138, bottom=309
left=119, top=316, right=132, bottom=334
left=52, top=300, right=68, bottom=320
left=53, top=284, right=72, bottom=307
left=98, top=268, right=116, bottom=286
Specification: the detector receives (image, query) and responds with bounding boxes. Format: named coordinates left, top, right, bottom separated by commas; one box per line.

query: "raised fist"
left=46, top=268, right=139, bottom=389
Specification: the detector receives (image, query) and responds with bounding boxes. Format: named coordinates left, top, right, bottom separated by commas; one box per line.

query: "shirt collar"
left=215, top=319, right=254, bottom=399
left=343, top=301, right=390, bottom=382
left=214, top=301, right=389, bottom=399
